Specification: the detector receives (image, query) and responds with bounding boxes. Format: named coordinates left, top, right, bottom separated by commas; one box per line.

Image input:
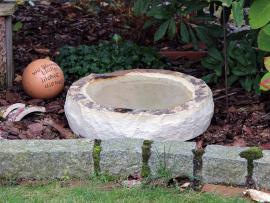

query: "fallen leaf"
left=180, top=182, right=191, bottom=188
left=27, top=123, right=44, bottom=136
left=14, top=74, right=22, bottom=83
left=41, top=118, right=75, bottom=139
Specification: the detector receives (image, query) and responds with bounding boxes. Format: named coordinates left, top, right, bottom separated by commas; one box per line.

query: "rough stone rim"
left=67, top=69, right=212, bottom=115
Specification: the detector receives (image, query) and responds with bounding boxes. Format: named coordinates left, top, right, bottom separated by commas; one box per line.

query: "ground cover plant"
left=0, top=179, right=250, bottom=203
left=56, top=37, right=166, bottom=78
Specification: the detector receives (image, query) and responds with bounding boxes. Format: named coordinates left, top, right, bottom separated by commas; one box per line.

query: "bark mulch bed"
left=0, top=1, right=270, bottom=149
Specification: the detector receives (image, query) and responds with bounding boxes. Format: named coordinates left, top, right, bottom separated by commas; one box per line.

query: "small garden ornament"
left=22, top=59, right=64, bottom=99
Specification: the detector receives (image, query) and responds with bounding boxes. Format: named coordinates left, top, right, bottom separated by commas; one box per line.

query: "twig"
left=214, top=92, right=237, bottom=101
left=223, top=6, right=229, bottom=112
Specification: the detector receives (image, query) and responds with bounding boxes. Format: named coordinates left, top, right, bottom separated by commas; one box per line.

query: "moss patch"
left=192, top=149, right=205, bottom=190
left=93, top=140, right=102, bottom=175
left=239, top=147, right=263, bottom=176
left=141, top=140, right=153, bottom=178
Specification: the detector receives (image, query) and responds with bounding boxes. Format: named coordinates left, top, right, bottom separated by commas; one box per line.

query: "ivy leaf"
left=264, top=57, right=270, bottom=71
left=232, top=0, right=244, bottom=27
left=249, top=0, right=270, bottom=29
left=260, top=72, right=270, bottom=91
left=154, top=20, right=170, bottom=41
left=258, top=30, right=270, bottom=52
left=180, top=22, right=190, bottom=43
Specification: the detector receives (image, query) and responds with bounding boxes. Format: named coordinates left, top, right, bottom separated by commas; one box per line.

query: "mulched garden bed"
left=1, top=1, right=270, bottom=149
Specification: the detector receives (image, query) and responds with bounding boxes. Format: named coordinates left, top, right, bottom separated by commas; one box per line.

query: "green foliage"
left=259, top=57, right=270, bottom=91
left=202, top=39, right=262, bottom=92
left=249, top=0, right=270, bottom=52
left=13, top=21, right=23, bottom=32
left=249, top=0, right=270, bottom=29
left=134, top=0, right=221, bottom=47
left=56, top=40, right=166, bottom=78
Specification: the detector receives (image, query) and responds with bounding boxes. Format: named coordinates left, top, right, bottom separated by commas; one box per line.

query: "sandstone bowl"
left=65, top=69, right=214, bottom=141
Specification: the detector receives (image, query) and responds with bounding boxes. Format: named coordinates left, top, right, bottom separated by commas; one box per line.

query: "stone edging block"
left=100, top=138, right=144, bottom=176
left=0, top=138, right=269, bottom=190
left=254, top=150, right=270, bottom=189
left=149, top=141, right=195, bottom=177
left=202, top=145, right=247, bottom=185
left=0, top=139, right=94, bottom=179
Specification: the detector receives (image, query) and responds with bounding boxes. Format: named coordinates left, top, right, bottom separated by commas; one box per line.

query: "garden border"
left=0, top=138, right=269, bottom=190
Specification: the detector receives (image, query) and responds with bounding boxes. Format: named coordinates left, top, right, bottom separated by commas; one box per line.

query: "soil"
left=1, top=1, right=270, bottom=148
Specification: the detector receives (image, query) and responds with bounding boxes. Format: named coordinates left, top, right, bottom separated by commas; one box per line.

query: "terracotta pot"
left=159, top=50, right=208, bottom=60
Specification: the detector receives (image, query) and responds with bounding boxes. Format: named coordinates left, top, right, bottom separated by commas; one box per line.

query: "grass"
left=0, top=179, right=250, bottom=203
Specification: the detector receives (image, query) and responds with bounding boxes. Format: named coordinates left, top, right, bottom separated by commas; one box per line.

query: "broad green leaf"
left=249, top=0, right=270, bottom=29
left=228, top=75, right=239, bottom=86
left=180, top=22, right=190, bottom=43
left=194, top=26, right=213, bottom=46
left=154, top=20, right=170, bottom=41
left=260, top=72, right=270, bottom=91
left=133, top=0, right=150, bottom=16
left=189, top=27, right=198, bottom=49
left=208, top=47, right=223, bottom=62
left=185, top=2, right=209, bottom=13
left=240, top=77, right=253, bottom=92
left=147, top=6, right=171, bottom=20
left=201, top=73, right=217, bottom=84
left=258, top=30, right=270, bottom=52
left=168, top=19, right=176, bottom=39
left=262, top=23, right=270, bottom=36
left=143, top=20, right=155, bottom=29
left=264, top=57, right=270, bottom=71
left=232, top=0, right=244, bottom=27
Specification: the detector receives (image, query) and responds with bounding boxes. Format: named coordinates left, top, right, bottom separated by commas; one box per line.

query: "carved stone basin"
left=65, top=69, right=214, bottom=141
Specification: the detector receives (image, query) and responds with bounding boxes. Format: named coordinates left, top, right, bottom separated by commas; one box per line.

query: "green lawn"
left=0, top=180, right=250, bottom=203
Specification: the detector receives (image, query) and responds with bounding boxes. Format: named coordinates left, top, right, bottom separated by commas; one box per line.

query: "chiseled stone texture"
left=65, top=70, right=214, bottom=141
left=0, top=139, right=94, bottom=180
left=202, top=145, right=247, bottom=185
left=149, top=141, right=195, bottom=177
left=254, top=150, right=270, bottom=189
left=100, top=138, right=144, bottom=176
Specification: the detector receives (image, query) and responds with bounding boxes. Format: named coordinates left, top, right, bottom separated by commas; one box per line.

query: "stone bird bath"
left=65, top=69, right=214, bottom=141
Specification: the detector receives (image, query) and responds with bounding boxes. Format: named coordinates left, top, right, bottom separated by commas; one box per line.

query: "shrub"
left=56, top=39, right=166, bottom=78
